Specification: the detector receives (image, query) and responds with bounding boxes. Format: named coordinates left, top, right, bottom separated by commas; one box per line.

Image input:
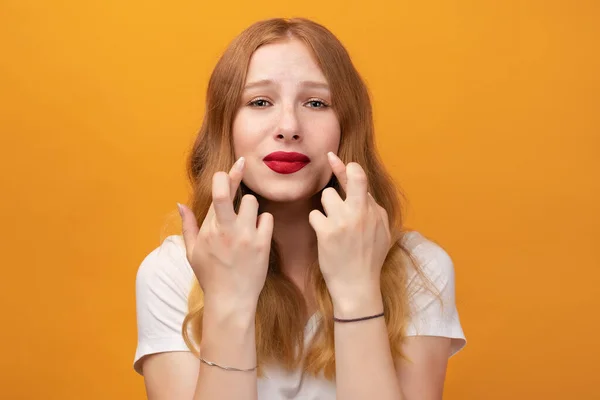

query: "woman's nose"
left=275, top=106, right=301, bottom=141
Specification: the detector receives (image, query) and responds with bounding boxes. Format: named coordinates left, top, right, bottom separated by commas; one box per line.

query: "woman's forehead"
left=245, top=39, right=326, bottom=84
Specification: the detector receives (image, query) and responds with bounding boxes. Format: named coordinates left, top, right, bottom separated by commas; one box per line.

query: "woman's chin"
left=246, top=183, right=322, bottom=204
left=243, top=172, right=332, bottom=205
left=256, top=189, right=313, bottom=204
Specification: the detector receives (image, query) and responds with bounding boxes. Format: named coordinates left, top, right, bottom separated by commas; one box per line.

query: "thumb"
left=177, top=203, right=198, bottom=255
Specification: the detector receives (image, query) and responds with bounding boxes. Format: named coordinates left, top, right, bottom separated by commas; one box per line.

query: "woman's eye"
left=306, top=100, right=328, bottom=108
left=249, top=99, right=271, bottom=107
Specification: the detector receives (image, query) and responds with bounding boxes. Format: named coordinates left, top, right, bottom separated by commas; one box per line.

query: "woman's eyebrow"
left=298, top=80, right=330, bottom=90
left=244, top=79, right=275, bottom=90
left=243, top=79, right=330, bottom=91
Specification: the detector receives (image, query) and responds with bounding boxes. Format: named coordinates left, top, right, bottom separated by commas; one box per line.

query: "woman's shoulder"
left=399, top=231, right=466, bottom=353
left=134, top=235, right=194, bottom=374
left=399, top=230, right=455, bottom=288
left=136, top=235, right=194, bottom=300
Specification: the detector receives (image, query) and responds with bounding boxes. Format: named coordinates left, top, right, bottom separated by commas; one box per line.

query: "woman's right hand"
left=177, top=157, right=274, bottom=313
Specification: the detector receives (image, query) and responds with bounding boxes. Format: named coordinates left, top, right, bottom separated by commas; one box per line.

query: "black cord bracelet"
left=333, top=311, right=385, bottom=323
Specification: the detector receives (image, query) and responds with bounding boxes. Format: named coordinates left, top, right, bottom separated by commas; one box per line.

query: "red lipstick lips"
left=263, top=151, right=310, bottom=174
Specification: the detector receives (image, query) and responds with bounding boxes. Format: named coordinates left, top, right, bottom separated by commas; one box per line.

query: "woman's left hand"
left=309, top=152, right=392, bottom=316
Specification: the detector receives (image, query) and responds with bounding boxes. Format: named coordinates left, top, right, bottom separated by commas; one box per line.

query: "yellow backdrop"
left=1, top=0, right=598, bottom=399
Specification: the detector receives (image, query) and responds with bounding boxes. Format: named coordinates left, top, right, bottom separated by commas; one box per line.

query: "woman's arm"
left=141, top=303, right=258, bottom=400
left=334, top=242, right=463, bottom=400
left=194, top=304, right=258, bottom=400
left=333, top=291, right=403, bottom=400
left=333, top=291, right=452, bottom=400
left=140, top=158, right=271, bottom=400
left=315, top=156, right=461, bottom=399
left=396, top=336, right=452, bottom=399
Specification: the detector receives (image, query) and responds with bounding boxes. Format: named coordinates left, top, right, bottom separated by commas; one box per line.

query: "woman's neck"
left=260, top=195, right=321, bottom=292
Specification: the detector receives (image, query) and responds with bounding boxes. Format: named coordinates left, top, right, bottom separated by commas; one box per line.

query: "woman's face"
left=232, top=38, right=341, bottom=204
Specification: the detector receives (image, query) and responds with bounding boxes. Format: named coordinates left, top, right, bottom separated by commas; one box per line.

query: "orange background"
left=1, top=1, right=598, bottom=399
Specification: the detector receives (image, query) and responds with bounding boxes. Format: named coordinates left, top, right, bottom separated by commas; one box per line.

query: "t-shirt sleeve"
left=404, top=233, right=467, bottom=357
left=133, top=235, right=195, bottom=375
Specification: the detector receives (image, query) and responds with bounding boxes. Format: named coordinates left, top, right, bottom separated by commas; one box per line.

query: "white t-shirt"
left=134, top=231, right=466, bottom=398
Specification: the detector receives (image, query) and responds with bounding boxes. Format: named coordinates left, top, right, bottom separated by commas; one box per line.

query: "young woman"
left=134, top=17, right=466, bottom=400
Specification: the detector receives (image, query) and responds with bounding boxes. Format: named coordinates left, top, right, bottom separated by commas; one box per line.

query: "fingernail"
left=177, top=203, right=184, bottom=218
left=236, top=157, right=245, bottom=171
left=327, top=152, right=336, bottom=162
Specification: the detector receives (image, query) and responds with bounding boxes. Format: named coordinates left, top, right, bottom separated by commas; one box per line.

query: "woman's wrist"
left=200, top=298, right=258, bottom=374
left=331, top=286, right=384, bottom=320
left=203, top=295, right=257, bottom=328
